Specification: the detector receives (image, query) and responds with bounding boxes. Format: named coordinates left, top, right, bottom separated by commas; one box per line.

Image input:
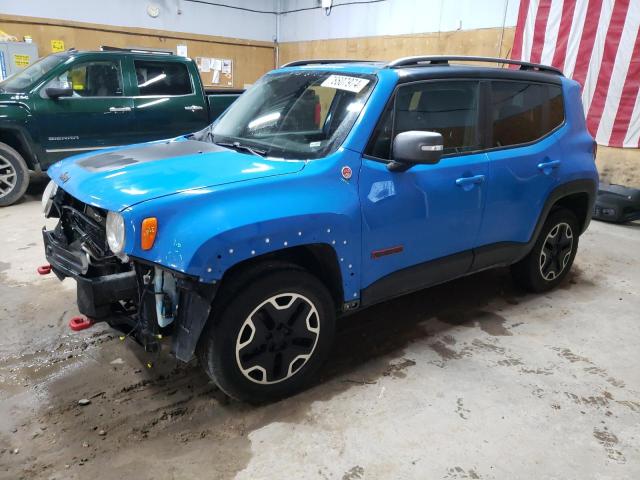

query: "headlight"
left=106, top=211, right=126, bottom=255
left=41, top=180, right=58, bottom=217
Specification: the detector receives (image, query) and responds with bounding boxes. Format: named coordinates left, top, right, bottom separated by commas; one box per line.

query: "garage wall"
left=278, top=27, right=516, bottom=66
left=0, top=0, right=278, bottom=43
left=0, top=13, right=276, bottom=88
left=278, top=0, right=518, bottom=42
left=278, top=0, right=517, bottom=64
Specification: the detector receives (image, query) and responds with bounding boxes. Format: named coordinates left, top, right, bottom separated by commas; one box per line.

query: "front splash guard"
left=172, top=277, right=218, bottom=362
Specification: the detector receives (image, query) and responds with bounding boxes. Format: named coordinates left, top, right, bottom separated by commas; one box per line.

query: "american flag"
left=510, top=0, right=640, bottom=148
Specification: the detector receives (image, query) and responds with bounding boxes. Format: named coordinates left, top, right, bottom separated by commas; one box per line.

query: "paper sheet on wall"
left=176, top=44, right=188, bottom=58
left=51, top=39, right=65, bottom=53
left=197, top=56, right=233, bottom=87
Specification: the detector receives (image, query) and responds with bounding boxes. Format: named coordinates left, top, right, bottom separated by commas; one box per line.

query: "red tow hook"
left=37, top=264, right=52, bottom=275
left=69, top=316, right=94, bottom=332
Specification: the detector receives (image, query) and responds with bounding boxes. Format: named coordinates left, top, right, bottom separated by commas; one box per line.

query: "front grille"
left=51, top=189, right=111, bottom=261
left=47, top=189, right=134, bottom=278
left=61, top=204, right=110, bottom=259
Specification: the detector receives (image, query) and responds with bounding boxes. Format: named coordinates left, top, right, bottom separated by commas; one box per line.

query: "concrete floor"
left=1, top=182, right=639, bottom=480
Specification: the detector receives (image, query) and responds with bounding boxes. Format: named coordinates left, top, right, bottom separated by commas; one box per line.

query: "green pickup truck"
left=0, top=48, right=243, bottom=206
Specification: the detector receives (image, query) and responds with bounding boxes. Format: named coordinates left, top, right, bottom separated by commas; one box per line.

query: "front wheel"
left=197, top=267, right=336, bottom=403
left=0, top=142, right=30, bottom=207
left=511, top=208, right=580, bottom=292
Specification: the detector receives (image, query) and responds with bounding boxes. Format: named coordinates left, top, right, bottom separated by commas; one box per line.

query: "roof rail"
left=385, top=56, right=563, bottom=76
left=281, top=59, right=381, bottom=68
left=100, top=45, right=173, bottom=55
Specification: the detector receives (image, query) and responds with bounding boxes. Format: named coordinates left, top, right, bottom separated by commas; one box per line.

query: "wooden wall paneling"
left=278, top=27, right=516, bottom=66
left=0, top=14, right=276, bottom=88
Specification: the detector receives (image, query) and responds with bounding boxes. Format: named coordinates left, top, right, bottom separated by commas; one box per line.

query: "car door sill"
left=360, top=251, right=473, bottom=308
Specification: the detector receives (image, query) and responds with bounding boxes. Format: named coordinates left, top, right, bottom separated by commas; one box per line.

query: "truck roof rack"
left=385, top=55, right=563, bottom=75
left=281, top=59, right=381, bottom=68
left=100, top=45, right=173, bottom=55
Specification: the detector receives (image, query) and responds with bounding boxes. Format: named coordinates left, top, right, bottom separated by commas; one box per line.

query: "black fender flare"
left=472, top=178, right=597, bottom=270
left=534, top=178, right=597, bottom=237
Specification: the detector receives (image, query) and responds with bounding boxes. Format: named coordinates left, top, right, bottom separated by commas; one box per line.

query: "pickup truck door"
left=33, top=58, right=135, bottom=166
left=129, top=58, right=209, bottom=142
left=359, top=80, right=488, bottom=303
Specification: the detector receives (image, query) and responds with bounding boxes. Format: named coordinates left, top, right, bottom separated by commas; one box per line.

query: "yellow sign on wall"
left=13, top=54, right=31, bottom=68
left=51, top=39, right=65, bottom=52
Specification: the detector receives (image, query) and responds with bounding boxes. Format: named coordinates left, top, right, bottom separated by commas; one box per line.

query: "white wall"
left=0, top=0, right=521, bottom=43
left=0, top=0, right=279, bottom=42
left=278, top=0, right=520, bottom=42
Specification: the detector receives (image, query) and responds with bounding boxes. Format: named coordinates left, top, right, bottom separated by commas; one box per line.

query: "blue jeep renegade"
left=41, top=56, right=598, bottom=402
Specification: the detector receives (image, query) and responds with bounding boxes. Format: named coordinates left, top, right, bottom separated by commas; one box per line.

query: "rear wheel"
left=511, top=208, right=579, bottom=292
left=197, top=267, right=336, bottom=403
left=0, top=142, right=29, bottom=207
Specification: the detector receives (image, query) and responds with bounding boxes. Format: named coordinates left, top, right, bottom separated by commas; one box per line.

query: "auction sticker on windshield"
left=321, top=75, right=370, bottom=93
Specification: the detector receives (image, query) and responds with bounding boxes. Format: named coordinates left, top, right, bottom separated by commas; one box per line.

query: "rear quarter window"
left=491, top=81, right=564, bottom=148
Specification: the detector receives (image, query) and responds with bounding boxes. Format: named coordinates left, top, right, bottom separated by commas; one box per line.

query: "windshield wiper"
left=215, top=141, right=267, bottom=157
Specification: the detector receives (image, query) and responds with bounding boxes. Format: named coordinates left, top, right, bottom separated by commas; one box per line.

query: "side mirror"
left=388, top=130, right=443, bottom=171
left=45, top=87, right=73, bottom=99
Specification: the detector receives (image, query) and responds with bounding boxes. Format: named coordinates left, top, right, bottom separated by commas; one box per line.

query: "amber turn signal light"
left=141, top=217, right=158, bottom=250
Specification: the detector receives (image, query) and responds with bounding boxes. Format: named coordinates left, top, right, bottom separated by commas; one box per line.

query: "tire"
left=197, top=266, right=336, bottom=403
left=511, top=207, right=580, bottom=293
left=0, top=142, right=30, bottom=207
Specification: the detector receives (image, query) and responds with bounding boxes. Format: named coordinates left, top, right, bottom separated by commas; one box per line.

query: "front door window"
left=46, top=60, right=124, bottom=97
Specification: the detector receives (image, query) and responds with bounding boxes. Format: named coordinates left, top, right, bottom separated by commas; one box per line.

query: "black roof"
left=394, top=65, right=563, bottom=85
left=282, top=55, right=564, bottom=85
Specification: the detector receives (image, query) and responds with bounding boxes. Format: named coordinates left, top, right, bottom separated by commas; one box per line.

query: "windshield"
left=0, top=54, right=69, bottom=93
left=210, top=70, right=376, bottom=159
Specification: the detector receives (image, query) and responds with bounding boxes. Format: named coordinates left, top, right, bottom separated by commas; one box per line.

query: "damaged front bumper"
left=43, top=229, right=138, bottom=318
left=43, top=228, right=217, bottom=362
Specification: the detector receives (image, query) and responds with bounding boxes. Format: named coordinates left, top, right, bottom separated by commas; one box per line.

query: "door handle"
left=455, top=175, right=485, bottom=191
left=184, top=105, right=204, bottom=111
left=108, top=106, right=132, bottom=113
left=537, top=159, right=561, bottom=175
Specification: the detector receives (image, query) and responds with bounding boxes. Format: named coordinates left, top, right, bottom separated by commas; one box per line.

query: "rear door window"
left=134, top=60, right=192, bottom=96
left=490, top=81, right=564, bottom=147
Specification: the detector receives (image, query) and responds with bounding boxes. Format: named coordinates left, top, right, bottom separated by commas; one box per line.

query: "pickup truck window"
left=211, top=71, right=376, bottom=159
left=46, top=60, right=124, bottom=97
left=135, top=60, right=192, bottom=96
left=0, top=54, right=69, bottom=93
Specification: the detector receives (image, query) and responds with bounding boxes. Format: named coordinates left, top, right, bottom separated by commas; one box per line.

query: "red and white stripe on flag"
left=511, top=0, right=640, bottom=148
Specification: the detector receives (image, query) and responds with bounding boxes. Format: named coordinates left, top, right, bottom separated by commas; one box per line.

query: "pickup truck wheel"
left=511, top=208, right=579, bottom=293
left=198, top=268, right=336, bottom=403
left=0, top=142, right=29, bottom=207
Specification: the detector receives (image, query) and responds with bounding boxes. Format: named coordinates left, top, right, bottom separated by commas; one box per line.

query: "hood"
left=47, top=138, right=306, bottom=211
